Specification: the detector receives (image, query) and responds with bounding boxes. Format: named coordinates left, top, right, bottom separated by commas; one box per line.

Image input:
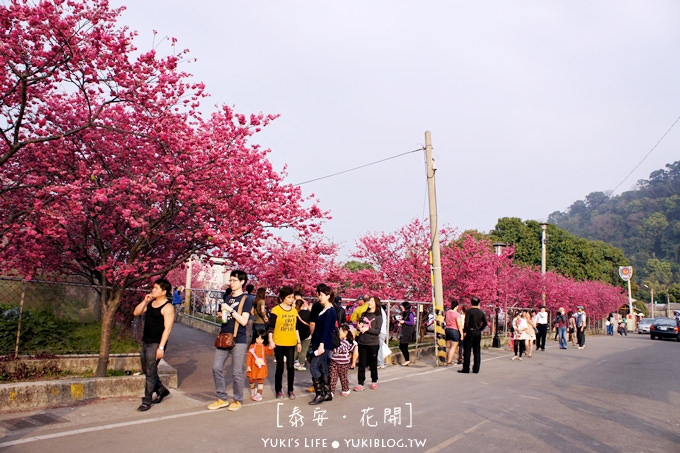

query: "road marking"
left=0, top=350, right=517, bottom=448
left=381, top=351, right=514, bottom=383
left=425, top=419, right=489, bottom=452
left=0, top=410, right=209, bottom=448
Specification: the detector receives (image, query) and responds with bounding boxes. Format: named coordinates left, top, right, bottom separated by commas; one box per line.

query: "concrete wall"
left=2, top=354, right=141, bottom=374
left=0, top=360, right=177, bottom=413
left=177, top=314, right=220, bottom=335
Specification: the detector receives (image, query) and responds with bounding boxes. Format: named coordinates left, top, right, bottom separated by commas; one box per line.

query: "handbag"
left=380, top=340, right=392, bottom=358
left=214, top=332, right=235, bottom=349
left=214, top=294, right=246, bottom=349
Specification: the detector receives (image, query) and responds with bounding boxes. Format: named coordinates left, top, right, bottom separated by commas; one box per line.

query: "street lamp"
left=643, top=283, right=655, bottom=318
left=492, top=242, right=507, bottom=348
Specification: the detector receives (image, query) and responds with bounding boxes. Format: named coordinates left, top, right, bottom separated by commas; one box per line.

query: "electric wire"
left=610, top=113, right=680, bottom=196
left=578, top=112, right=680, bottom=214
left=293, top=148, right=423, bottom=186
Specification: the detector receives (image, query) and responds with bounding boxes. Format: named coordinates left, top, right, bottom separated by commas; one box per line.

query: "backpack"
left=333, top=325, right=341, bottom=349
left=334, top=303, right=346, bottom=326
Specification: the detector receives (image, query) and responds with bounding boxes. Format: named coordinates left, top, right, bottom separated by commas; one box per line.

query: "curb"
left=0, top=360, right=177, bottom=413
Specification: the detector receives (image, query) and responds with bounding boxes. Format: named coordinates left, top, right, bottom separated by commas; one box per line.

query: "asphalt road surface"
left=1, top=325, right=678, bottom=452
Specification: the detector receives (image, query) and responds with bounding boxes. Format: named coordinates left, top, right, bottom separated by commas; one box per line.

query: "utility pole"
left=185, top=258, right=193, bottom=314
left=424, top=131, right=446, bottom=366
left=541, top=223, right=548, bottom=302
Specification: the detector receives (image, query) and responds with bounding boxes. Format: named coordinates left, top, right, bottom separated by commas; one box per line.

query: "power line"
left=584, top=112, right=680, bottom=214
left=609, top=113, right=680, bottom=195
left=293, top=148, right=424, bottom=186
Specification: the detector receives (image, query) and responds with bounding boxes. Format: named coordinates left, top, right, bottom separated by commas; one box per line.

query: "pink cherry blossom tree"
left=241, top=235, right=342, bottom=295
left=0, top=1, right=326, bottom=374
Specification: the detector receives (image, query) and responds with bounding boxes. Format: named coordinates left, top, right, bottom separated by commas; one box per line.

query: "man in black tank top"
left=133, top=278, right=175, bottom=411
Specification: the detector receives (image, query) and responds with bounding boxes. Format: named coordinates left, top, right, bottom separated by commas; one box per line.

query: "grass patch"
left=1, top=305, right=139, bottom=355
left=67, top=323, right=139, bottom=355
left=1, top=362, right=142, bottom=383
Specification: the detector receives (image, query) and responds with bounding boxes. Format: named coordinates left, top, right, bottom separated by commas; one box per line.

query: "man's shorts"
left=445, top=328, right=460, bottom=342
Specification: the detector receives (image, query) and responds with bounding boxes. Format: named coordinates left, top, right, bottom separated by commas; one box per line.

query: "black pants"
left=399, top=343, right=410, bottom=362
left=274, top=345, right=296, bottom=394
left=462, top=330, right=482, bottom=373
left=536, top=324, right=548, bottom=350
left=513, top=338, right=526, bottom=357
left=357, top=344, right=379, bottom=385
left=577, top=329, right=586, bottom=347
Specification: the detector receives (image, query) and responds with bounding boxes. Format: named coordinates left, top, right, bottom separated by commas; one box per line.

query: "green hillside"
left=548, top=161, right=680, bottom=303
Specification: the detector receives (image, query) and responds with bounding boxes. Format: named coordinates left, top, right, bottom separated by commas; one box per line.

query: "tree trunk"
left=95, top=291, right=122, bottom=377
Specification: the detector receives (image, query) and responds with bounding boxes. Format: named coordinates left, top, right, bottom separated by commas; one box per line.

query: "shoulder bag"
left=215, top=294, right=246, bottom=349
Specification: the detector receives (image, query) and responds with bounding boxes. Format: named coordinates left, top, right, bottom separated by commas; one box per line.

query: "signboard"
left=618, top=266, right=633, bottom=281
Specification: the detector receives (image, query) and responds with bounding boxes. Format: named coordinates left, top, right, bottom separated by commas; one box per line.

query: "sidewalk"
left=0, top=326, right=463, bottom=444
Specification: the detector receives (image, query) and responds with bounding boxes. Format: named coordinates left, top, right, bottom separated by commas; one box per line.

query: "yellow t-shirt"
left=271, top=305, right=298, bottom=346
left=350, top=303, right=368, bottom=323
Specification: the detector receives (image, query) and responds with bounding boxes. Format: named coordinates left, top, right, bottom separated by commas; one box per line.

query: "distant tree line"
left=548, top=161, right=680, bottom=304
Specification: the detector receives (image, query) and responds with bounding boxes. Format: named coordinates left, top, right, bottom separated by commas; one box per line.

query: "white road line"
left=425, top=419, right=489, bottom=452
left=0, top=410, right=208, bottom=448
left=0, top=350, right=516, bottom=448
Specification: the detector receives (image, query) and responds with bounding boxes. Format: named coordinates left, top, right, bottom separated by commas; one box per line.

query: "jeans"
left=212, top=342, right=247, bottom=402
left=357, top=344, right=379, bottom=385
left=274, top=345, right=296, bottom=393
left=558, top=327, right=567, bottom=349
left=310, top=349, right=331, bottom=379
left=141, top=342, right=167, bottom=405
left=295, top=337, right=311, bottom=365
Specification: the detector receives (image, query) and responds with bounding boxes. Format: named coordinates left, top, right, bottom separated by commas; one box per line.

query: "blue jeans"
left=310, top=349, right=331, bottom=379
left=141, top=342, right=167, bottom=405
left=212, top=342, right=247, bottom=402
left=558, top=327, right=567, bottom=349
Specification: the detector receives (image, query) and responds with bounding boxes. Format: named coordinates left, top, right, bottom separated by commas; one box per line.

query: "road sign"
left=618, top=266, right=633, bottom=281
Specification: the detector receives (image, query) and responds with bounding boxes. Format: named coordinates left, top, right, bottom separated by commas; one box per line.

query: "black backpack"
left=333, top=326, right=341, bottom=349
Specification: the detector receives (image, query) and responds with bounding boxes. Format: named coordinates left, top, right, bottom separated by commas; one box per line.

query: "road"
left=0, top=326, right=678, bottom=452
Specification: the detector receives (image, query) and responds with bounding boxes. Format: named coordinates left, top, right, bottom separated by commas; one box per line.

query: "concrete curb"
left=0, top=360, right=177, bottom=413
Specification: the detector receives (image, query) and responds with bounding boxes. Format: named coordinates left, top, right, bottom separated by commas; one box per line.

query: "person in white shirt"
left=535, top=306, right=549, bottom=351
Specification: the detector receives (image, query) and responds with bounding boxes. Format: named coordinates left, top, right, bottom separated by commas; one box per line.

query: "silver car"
left=637, top=318, right=654, bottom=334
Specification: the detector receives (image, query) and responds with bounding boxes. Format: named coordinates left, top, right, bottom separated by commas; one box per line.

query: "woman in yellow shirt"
left=268, top=286, right=302, bottom=400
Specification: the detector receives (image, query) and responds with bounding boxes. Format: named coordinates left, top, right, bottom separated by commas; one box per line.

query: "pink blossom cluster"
left=0, top=0, right=327, bottom=373
left=244, top=219, right=627, bottom=319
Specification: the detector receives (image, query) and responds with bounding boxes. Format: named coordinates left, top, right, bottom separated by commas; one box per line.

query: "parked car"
left=649, top=317, right=680, bottom=341
left=637, top=318, right=655, bottom=334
